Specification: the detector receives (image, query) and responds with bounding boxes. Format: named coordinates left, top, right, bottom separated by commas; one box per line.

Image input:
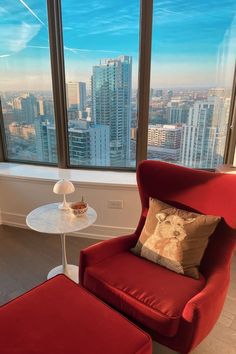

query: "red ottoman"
left=0, top=275, right=152, bottom=354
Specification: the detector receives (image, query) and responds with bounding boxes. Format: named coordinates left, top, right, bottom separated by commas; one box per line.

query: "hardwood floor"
left=0, top=225, right=235, bottom=354
left=0, top=225, right=98, bottom=305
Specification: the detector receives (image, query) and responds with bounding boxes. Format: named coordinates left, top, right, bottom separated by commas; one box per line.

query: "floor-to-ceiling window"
left=61, top=0, right=140, bottom=168
left=147, top=0, right=236, bottom=168
left=0, top=0, right=58, bottom=163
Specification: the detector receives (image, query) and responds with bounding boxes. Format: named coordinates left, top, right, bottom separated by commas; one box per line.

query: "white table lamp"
left=53, top=179, right=75, bottom=210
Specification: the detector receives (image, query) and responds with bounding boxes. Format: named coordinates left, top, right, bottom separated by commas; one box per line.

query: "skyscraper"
left=148, top=124, right=182, bottom=161
left=35, top=117, right=51, bottom=162
left=35, top=118, right=109, bottom=166
left=19, top=93, right=39, bottom=124
left=181, top=98, right=217, bottom=168
left=166, top=100, right=189, bottom=124
left=68, top=124, right=109, bottom=166
left=66, top=82, right=87, bottom=111
left=91, top=56, right=132, bottom=166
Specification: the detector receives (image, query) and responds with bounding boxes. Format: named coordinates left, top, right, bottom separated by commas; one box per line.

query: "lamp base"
left=58, top=195, right=70, bottom=210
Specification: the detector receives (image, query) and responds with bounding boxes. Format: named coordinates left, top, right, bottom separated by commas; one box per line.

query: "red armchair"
left=79, top=161, right=236, bottom=353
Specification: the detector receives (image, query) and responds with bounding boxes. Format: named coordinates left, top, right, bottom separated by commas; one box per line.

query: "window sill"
left=0, top=163, right=137, bottom=189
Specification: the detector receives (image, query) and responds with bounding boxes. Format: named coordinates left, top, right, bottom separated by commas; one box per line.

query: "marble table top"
left=26, top=203, right=97, bottom=234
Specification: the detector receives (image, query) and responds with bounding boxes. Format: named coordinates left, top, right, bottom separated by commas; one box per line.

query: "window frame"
left=47, top=0, right=69, bottom=168
left=0, top=98, right=7, bottom=162
left=224, top=61, right=236, bottom=164
left=0, top=0, right=235, bottom=169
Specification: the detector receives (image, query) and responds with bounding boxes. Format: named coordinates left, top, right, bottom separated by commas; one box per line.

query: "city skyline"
left=1, top=75, right=230, bottom=169
left=0, top=0, right=236, bottom=90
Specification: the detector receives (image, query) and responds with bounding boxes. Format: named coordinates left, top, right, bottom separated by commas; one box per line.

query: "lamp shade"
left=53, top=179, right=75, bottom=195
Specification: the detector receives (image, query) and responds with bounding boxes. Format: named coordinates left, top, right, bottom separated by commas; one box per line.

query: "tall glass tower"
left=91, top=56, right=132, bottom=167
left=66, top=82, right=87, bottom=111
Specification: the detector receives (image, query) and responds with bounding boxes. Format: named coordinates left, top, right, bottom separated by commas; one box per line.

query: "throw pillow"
left=131, top=198, right=221, bottom=279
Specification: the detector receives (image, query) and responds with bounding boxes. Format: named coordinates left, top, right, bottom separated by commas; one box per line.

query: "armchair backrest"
left=137, top=160, right=236, bottom=275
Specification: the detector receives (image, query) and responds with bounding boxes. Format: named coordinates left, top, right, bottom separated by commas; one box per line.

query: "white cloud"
left=27, top=45, right=49, bottom=50
left=0, top=54, right=11, bottom=58
left=64, top=46, right=120, bottom=54
left=0, top=22, right=41, bottom=56
left=18, top=0, right=45, bottom=26
left=64, top=6, right=139, bottom=38
left=27, top=44, right=119, bottom=55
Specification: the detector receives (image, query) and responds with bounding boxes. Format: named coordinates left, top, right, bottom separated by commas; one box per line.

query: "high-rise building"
left=166, top=100, right=189, bottom=124
left=2, top=111, right=15, bottom=126
left=69, top=124, right=110, bottom=166
left=12, top=97, right=22, bottom=110
left=21, top=94, right=39, bottom=124
left=167, top=90, right=173, bottom=99
left=154, top=89, right=163, bottom=97
left=37, top=98, right=44, bottom=116
left=13, top=93, right=39, bottom=124
left=47, top=125, right=58, bottom=162
left=180, top=97, right=222, bottom=168
left=66, top=82, right=87, bottom=111
left=91, top=55, right=132, bottom=166
left=35, top=118, right=109, bottom=166
left=87, top=125, right=110, bottom=166
left=148, top=124, right=182, bottom=161
left=211, top=96, right=230, bottom=165
left=35, top=117, right=51, bottom=162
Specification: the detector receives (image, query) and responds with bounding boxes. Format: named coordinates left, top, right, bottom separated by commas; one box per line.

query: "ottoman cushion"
left=0, top=275, right=151, bottom=354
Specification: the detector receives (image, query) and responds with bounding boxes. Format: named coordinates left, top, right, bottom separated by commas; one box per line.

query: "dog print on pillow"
left=141, top=210, right=195, bottom=273
left=131, top=198, right=221, bottom=278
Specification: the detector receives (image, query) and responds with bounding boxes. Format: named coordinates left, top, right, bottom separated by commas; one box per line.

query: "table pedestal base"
left=47, top=265, right=79, bottom=283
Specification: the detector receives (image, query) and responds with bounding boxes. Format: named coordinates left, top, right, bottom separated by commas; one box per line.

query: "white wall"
left=0, top=174, right=141, bottom=240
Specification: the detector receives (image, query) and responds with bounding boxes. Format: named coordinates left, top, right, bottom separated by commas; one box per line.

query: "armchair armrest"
left=182, top=264, right=231, bottom=352
left=79, top=234, right=138, bottom=285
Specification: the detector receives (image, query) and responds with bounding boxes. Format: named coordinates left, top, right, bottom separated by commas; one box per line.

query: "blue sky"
left=0, top=0, right=236, bottom=90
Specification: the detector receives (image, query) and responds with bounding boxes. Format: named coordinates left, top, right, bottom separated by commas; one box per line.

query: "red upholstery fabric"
left=0, top=275, right=152, bottom=354
left=80, top=161, right=236, bottom=353
left=84, top=251, right=205, bottom=337
left=137, top=161, right=236, bottom=228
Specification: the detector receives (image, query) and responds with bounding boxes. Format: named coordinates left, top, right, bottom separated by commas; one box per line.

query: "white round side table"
left=26, top=203, right=97, bottom=283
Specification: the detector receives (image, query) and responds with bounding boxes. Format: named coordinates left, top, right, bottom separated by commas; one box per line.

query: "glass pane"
left=148, top=0, right=236, bottom=168
left=61, top=0, right=139, bottom=168
left=0, top=0, right=57, bottom=163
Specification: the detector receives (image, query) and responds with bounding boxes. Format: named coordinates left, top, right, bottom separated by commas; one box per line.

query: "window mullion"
left=0, top=98, right=7, bottom=162
left=224, top=61, right=236, bottom=164
left=47, top=0, right=69, bottom=168
left=136, top=0, right=153, bottom=164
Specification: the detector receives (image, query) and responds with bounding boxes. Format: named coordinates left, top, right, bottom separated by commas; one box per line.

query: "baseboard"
left=1, top=211, right=135, bottom=240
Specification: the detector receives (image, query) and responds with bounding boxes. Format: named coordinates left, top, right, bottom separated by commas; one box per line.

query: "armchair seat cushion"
left=84, top=251, right=206, bottom=337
